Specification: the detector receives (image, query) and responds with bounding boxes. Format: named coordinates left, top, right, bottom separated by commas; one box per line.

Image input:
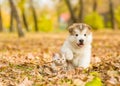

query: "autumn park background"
left=0, top=0, right=120, bottom=86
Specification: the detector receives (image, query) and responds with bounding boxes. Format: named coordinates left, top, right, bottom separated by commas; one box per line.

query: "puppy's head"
left=67, top=23, right=92, bottom=47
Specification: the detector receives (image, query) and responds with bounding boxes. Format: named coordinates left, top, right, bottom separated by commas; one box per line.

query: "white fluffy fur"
left=60, top=24, right=92, bottom=68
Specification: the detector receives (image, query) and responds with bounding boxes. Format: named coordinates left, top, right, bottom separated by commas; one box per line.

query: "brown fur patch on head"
left=67, top=23, right=92, bottom=35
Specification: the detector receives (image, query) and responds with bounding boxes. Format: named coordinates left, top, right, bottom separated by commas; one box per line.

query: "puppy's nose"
left=79, top=39, right=84, bottom=43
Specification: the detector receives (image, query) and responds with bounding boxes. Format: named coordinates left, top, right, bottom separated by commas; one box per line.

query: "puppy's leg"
left=78, top=56, right=91, bottom=68
left=66, top=51, right=73, bottom=60
left=61, top=48, right=73, bottom=60
left=67, top=61, right=75, bottom=70
left=72, top=57, right=79, bottom=67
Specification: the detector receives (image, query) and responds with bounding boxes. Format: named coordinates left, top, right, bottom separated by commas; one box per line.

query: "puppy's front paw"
left=65, top=51, right=73, bottom=60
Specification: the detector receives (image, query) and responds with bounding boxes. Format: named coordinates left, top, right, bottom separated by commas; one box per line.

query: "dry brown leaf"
left=0, top=82, right=3, bottom=86
left=106, top=77, right=118, bottom=86
left=18, top=77, right=33, bottom=86
left=73, top=79, right=85, bottom=86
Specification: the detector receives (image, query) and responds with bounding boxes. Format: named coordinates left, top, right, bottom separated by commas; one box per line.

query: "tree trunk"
left=32, top=7, right=38, bottom=32
left=10, top=9, right=14, bottom=32
left=9, top=0, right=24, bottom=37
left=65, top=0, right=77, bottom=23
left=0, top=6, right=3, bottom=32
left=22, top=11, right=29, bottom=32
left=109, top=0, right=115, bottom=29
left=30, top=0, right=38, bottom=32
left=79, top=0, right=84, bottom=23
left=93, top=0, right=97, bottom=12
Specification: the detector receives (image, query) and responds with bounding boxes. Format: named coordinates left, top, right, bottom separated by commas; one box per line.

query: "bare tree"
left=30, top=0, right=38, bottom=32
left=109, top=0, right=115, bottom=29
left=0, top=5, right=3, bottom=32
left=9, top=0, right=24, bottom=37
left=9, top=9, right=14, bottom=32
left=65, top=0, right=77, bottom=23
left=93, top=0, right=97, bottom=12
left=79, top=0, right=84, bottom=22
left=22, top=11, right=29, bottom=32
left=18, top=0, right=29, bottom=32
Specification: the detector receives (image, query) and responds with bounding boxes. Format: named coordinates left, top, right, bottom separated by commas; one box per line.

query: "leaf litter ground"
left=0, top=31, right=120, bottom=86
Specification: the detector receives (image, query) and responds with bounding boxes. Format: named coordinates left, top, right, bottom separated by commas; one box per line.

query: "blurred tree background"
left=0, top=0, right=120, bottom=37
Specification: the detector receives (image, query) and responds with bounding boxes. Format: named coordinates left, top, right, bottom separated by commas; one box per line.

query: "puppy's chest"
left=73, top=51, right=83, bottom=57
left=72, top=48, right=84, bottom=56
left=72, top=47, right=90, bottom=57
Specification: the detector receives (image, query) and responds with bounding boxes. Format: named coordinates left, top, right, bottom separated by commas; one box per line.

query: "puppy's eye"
left=84, top=34, right=86, bottom=36
left=75, top=34, right=78, bottom=36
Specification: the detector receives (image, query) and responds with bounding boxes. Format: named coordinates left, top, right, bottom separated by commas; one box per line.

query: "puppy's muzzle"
left=79, top=39, right=84, bottom=44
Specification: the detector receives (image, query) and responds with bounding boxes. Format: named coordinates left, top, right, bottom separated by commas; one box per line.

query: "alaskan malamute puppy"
left=61, top=23, right=92, bottom=68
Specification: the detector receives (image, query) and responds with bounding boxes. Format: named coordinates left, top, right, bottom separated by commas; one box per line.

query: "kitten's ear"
left=53, top=53, right=59, bottom=58
left=53, top=53, right=59, bottom=57
left=61, top=53, right=65, bottom=58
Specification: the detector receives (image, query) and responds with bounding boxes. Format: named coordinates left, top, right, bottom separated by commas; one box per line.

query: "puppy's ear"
left=66, top=24, right=74, bottom=34
left=85, top=24, right=92, bottom=35
left=68, top=26, right=73, bottom=34
left=86, top=24, right=92, bottom=30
